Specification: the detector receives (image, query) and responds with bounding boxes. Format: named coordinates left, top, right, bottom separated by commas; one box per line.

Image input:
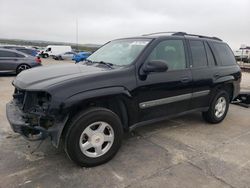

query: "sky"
left=0, top=0, right=249, bottom=49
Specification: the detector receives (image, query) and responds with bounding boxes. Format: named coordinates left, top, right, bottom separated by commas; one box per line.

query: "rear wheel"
left=43, top=53, right=49, bottom=58
left=16, top=64, right=31, bottom=74
left=202, top=90, right=230, bottom=123
left=64, top=108, right=123, bottom=167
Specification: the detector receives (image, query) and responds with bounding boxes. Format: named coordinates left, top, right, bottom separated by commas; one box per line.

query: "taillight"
left=35, top=57, right=41, bottom=63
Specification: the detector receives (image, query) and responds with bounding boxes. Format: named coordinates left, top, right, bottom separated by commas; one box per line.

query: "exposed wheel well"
left=62, top=95, right=130, bottom=138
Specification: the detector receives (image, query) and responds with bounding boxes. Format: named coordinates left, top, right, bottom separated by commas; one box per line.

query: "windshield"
left=87, top=39, right=151, bottom=66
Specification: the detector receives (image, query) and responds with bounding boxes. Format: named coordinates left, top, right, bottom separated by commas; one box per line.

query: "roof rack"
left=142, top=32, right=222, bottom=41
left=142, top=31, right=184, bottom=36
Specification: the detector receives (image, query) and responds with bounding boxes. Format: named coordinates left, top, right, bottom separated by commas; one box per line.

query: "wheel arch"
left=59, top=87, right=135, bottom=146
left=16, top=63, right=31, bottom=74
left=211, top=82, right=234, bottom=102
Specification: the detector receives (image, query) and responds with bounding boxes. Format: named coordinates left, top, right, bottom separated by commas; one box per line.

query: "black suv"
left=6, top=32, right=241, bottom=167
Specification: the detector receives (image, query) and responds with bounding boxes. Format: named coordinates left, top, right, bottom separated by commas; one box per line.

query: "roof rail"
left=173, top=32, right=222, bottom=41
left=142, top=31, right=186, bottom=36
left=142, top=31, right=222, bottom=41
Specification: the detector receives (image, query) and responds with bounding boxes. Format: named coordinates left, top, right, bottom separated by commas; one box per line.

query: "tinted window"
left=204, top=42, right=216, bottom=66
left=0, top=50, right=24, bottom=58
left=213, top=43, right=236, bottom=66
left=0, top=50, right=7, bottom=57
left=18, top=49, right=32, bottom=55
left=46, top=48, right=51, bottom=52
left=147, top=40, right=186, bottom=70
left=190, top=40, right=208, bottom=68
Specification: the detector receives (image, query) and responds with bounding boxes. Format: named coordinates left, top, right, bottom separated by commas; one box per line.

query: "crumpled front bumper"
left=6, top=101, right=49, bottom=141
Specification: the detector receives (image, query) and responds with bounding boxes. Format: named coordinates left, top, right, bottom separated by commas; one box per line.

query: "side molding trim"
left=139, top=90, right=210, bottom=109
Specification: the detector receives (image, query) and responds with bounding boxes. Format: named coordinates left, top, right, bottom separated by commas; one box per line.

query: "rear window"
left=213, top=43, right=236, bottom=66
left=189, top=40, right=208, bottom=68
left=18, top=49, right=33, bottom=55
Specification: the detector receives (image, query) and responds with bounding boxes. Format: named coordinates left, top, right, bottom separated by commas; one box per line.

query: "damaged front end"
left=6, top=87, right=68, bottom=147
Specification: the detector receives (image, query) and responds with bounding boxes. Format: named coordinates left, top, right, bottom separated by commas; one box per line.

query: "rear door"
left=188, top=40, right=216, bottom=109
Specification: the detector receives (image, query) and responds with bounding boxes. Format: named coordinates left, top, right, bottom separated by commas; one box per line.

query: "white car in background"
left=234, top=46, right=250, bottom=62
left=39, top=45, right=72, bottom=58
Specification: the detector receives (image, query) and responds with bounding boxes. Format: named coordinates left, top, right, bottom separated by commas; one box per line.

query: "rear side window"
left=189, top=40, right=208, bottom=68
left=204, top=42, right=216, bottom=66
left=18, top=49, right=32, bottom=55
left=0, top=50, right=24, bottom=58
left=0, top=50, right=6, bottom=57
left=213, top=43, right=236, bottom=66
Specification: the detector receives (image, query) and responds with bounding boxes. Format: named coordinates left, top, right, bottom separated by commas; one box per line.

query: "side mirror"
left=141, top=60, right=168, bottom=74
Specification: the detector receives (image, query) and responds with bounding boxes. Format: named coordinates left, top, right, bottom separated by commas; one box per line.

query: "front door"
left=136, top=39, right=193, bottom=122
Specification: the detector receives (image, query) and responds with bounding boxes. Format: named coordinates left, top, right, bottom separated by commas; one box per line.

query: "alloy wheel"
left=214, top=96, right=226, bottom=118
left=79, top=121, right=114, bottom=158
left=18, top=64, right=30, bottom=73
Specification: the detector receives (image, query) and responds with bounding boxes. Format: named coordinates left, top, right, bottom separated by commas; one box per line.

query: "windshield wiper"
left=84, top=59, right=114, bottom=68
left=85, top=59, right=93, bottom=64
left=96, top=61, right=114, bottom=68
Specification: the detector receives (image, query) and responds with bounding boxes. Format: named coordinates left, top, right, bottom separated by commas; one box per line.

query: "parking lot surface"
left=0, top=59, right=250, bottom=188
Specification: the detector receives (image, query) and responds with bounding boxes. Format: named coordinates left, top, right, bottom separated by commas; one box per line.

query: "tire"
left=16, top=64, right=31, bottom=74
left=202, top=90, right=230, bottom=124
left=43, top=53, right=49, bottom=58
left=64, top=107, right=123, bottom=167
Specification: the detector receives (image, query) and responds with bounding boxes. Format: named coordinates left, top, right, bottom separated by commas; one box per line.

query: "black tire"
left=43, top=53, right=49, bottom=58
left=202, top=90, right=230, bottom=124
left=64, top=107, right=123, bottom=167
left=16, top=64, right=31, bottom=74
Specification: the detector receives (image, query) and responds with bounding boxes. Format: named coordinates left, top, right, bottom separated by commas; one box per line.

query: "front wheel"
left=64, top=108, right=123, bottom=167
left=202, top=90, right=230, bottom=123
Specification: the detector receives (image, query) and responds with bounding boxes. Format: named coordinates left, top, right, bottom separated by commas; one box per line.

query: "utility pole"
left=76, top=17, right=78, bottom=51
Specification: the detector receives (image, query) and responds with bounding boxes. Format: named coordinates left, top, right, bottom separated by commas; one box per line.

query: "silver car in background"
left=0, top=48, right=42, bottom=74
left=53, top=51, right=76, bottom=60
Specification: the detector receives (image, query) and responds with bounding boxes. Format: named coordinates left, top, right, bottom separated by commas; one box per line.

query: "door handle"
left=214, top=73, right=220, bottom=78
left=181, top=77, right=190, bottom=83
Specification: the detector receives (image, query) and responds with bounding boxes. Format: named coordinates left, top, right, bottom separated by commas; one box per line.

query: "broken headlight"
left=23, top=91, right=51, bottom=113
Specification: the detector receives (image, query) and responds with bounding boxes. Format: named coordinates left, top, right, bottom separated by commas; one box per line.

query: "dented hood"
left=13, top=63, right=107, bottom=90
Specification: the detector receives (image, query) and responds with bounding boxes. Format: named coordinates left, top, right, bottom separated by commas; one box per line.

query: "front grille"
left=23, top=92, right=38, bottom=112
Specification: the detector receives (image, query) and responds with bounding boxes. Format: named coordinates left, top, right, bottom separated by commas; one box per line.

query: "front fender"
left=49, top=87, right=132, bottom=147
left=63, top=86, right=132, bottom=109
